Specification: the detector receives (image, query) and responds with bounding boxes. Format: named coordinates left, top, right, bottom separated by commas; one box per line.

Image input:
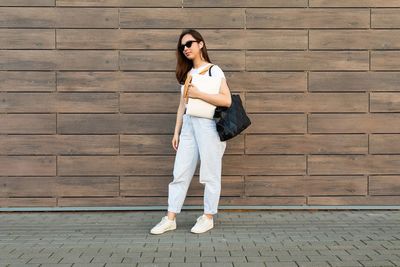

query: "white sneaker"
left=190, top=214, right=214, bottom=234
left=150, top=216, right=176, bottom=235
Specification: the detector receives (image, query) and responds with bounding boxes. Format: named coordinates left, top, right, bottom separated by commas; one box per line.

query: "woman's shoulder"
left=210, top=64, right=225, bottom=78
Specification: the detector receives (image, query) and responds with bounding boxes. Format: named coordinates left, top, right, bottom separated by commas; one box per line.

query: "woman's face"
left=180, top=34, right=203, bottom=60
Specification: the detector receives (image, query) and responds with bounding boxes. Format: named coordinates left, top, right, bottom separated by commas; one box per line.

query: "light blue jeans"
left=168, top=113, right=227, bottom=215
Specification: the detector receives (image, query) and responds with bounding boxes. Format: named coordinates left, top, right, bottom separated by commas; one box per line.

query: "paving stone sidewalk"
left=0, top=210, right=399, bottom=267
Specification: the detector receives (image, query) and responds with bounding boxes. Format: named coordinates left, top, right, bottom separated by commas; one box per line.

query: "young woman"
left=150, top=29, right=232, bottom=235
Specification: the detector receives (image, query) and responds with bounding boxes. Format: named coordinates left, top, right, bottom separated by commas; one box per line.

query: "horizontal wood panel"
left=310, top=0, right=400, bottom=7
left=372, top=8, right=400, bottom=28
left=247, top=114, right=307, bottom=133
left=119, top=8, right=244, bottom=28
left=57, top=0, right=181, bottom=7
left=246, top=93, right=367, bottom=113
left=371, top=51, right=400, bottom=70
left=309, top=72, right=400, bottom=92
left=309, top=114, right=400, bottom=133
left=0, top=29, right=55, bottom=49
left=0, top=7, right=118, bottom=28
left=0, top=156, right=56, bottom=176
left=0, top=93, right=118, bottom=113
left=0, top=50, right=118, bottom=70
left=0, top=71, right=55, bottom=92
left=0, top=0, right=55, bottom=6
left=245, top=176, right=366, bottom=196
left=369, top=175, right=400, bottom=195
left=246, top=8, right=369, bottom=28
left=0, top=114, right=56, bottom=134
left=308, top=155, right=400, bottom=175
left=370, top=134, right=400, bottom=154
left=246, top=134, right=367, bottom=154
left=0, top=135, right=119, bottom=155
left=246, top=51, right=369, bottom=71
left=0, top=176, right=119, bottom=197
left=310, top=30, right=400, bottom=50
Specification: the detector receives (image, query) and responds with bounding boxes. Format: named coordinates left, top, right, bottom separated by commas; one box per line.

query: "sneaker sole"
left=150, top=225, right=176, bottom=235
left=190, top=225, right=213, bottom=234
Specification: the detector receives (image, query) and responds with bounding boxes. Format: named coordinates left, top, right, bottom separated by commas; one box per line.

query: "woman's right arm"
left=174, top=93, right=185, bottom=136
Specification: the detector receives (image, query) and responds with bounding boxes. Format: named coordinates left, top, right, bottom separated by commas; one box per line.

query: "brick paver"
left=0, top=210, right=399, bottom=266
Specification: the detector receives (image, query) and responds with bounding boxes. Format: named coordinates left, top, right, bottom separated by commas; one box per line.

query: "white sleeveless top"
left=180, top=63, right=226, bottom=107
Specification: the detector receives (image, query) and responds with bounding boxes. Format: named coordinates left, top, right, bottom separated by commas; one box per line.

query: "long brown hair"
left=175, top=29, right=212, bottom=85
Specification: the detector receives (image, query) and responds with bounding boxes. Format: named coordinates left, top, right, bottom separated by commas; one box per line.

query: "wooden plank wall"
left=1, top=0, right=400, bottom=208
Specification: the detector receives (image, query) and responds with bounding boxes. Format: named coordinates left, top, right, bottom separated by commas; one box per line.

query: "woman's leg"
left=167, top=114, right=199, bottom=217
left=192, top=116, right=227, bottom=217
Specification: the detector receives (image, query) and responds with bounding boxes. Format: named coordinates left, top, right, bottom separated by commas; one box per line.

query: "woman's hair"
left=175, top=29, right=212, bottom=85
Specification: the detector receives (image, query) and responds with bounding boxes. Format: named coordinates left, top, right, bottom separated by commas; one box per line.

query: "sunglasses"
left=179, top=40, right=198, bottom=52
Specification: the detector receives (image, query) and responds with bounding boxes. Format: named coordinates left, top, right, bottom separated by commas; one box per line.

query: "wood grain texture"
left=1, top=2, right=400, bottom=208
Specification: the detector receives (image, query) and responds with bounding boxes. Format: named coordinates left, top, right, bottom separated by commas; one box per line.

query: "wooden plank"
left=58, top=114, right=120, bottom=134
left=0, top=198, right=56, bottom=207
left=370, top=93, right=400, bottom=112
left=184, top=0, right=307, bottom=7
left=370, top=134, right=400, bottom=154
left=247, top=8, right=369, bottom=28
left=0, top=135, right=119, bottom=155
left=0, top=7, right=118, bottom=28
left=0, top=50, right=118, bottom=70
left=0, top=29, right=55, bottom=49
left=0, top=177, right=56, bottom=197
left=246, top=51, right=369, bottom=71
left=57, top=72, right=120, bottom=92
left=58, top=155, right=175, bottom=175
left=0, top=156, right=56, bottom=176
left=246, top=134, right=367, bottom=154
left=371, top=51, right=400, bottom=70
left=230, top=72, right=306, bottom=92
left=120, top=93, right=180, bottom=113
left=120, top=8, right=244, bottom=28
left=369, top=175, right=400, bottom=195
left=309, top=72, right=400, bottom=92
left=0, top=0, right=55, bottom=6
left=310, top=30, right=400, bottom=49
left=310, top=0, right=400, bottom=7
left=223, top=155, right=306, bottom=175
left=0, top=114, right=56, bottom=134
left=58, top=114, right=176, bottom=134
left=246, top=93, right=367, bottom=113
left=309, top=114, right=400, bottom=133
left=309, top=155, right=400, bottom=175
left=56, top=177, right=119, bottom=197
left=308, top=196, right=400, bottom=205
left=372, top=8, right=400, bottom=28
left=57, top=0, right=181, bottom=7
left=246, top=114, right=306, bottom=133
left=0, top=71, right=55, bottom=92
left=245, top=175, right=366, bottom=196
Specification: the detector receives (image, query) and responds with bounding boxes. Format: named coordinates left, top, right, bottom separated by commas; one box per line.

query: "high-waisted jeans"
left=168, top=113, right=227, bottom=215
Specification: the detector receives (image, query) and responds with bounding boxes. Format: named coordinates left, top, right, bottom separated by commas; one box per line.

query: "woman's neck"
left=192, top=59, right=209, bottom=69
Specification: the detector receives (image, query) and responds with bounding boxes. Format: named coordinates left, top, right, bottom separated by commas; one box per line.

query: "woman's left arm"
left=189, top=78, right=232, bottom=107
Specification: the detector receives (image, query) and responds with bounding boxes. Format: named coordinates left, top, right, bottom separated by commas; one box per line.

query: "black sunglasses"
left=179, top=40, right=198, bottom=52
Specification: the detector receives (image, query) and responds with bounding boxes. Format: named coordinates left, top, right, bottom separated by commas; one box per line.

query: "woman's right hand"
left=172, top=133, right=179, bottom=151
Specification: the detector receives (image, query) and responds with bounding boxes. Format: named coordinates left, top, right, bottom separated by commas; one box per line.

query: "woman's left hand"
left=187, top=83, right=202, bottom=99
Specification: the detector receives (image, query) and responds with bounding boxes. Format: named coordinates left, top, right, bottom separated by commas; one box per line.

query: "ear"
left=199, top=41, right=204, bottom=49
